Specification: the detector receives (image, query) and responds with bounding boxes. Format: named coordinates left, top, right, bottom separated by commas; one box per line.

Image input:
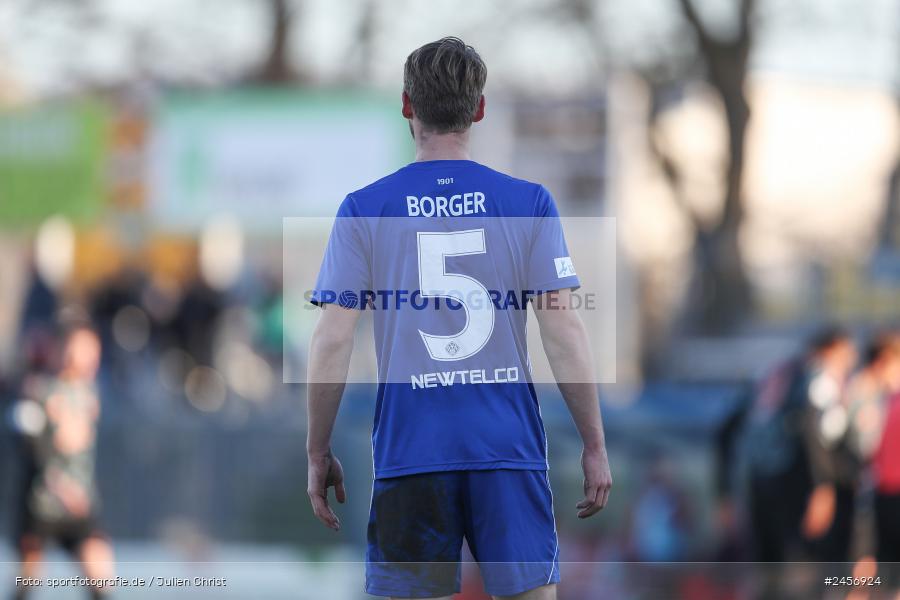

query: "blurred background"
left=1, top=0, right=900, bottom=598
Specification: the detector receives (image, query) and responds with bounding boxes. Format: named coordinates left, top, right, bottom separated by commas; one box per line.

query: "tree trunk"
left=677, top=0, right=755, bottom=334
left=255, top=0, right=296, bottom=84
left=689, top=86, right=752, bottom=333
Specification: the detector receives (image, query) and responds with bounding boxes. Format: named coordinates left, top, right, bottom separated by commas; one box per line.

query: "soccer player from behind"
left=306, top=37, right=612, bottom=599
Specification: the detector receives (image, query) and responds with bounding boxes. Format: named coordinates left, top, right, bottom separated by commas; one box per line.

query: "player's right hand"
left=307, top=450, right=347, bottom=531
left=577, top=446, right=612, bottom=518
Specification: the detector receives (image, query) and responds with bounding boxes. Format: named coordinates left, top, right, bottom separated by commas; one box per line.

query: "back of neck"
left=414, top=129, right=471, bottom=162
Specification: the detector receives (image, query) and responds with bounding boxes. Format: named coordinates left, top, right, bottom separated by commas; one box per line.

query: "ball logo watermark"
left=338, top=289, right=359, bottom=309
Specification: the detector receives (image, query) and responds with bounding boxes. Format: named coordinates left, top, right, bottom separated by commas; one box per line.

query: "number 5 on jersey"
left=416, top=229, right=495, bottom=361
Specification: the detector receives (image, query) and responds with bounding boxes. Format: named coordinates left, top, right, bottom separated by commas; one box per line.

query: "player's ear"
left=401, top=91, right=414, bottom=120
left=472, top=95, right=485, bottom=123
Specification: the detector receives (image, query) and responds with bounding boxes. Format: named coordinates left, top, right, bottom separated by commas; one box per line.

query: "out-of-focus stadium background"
left=1, top=0, right=899, bottom=598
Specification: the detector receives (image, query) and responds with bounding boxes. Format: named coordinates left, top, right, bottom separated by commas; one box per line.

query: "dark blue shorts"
left=365, top=469, right=560, bottom=598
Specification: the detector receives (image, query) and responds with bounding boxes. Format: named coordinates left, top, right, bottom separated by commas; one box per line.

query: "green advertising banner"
left=0, top=100, right=108, bottom=228
left=150, top=89, right=413, bottom=233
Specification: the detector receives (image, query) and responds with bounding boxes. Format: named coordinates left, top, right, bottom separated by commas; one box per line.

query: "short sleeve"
left=527, top=186, right=581, bottom=294
left=310, top=195, right=372, bottom=309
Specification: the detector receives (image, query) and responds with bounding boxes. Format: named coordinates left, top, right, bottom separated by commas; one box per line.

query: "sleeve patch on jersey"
left=554, top=256, right=576, bottom=278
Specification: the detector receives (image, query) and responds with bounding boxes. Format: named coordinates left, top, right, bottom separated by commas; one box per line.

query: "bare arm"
left=306, top=303, right=361, bottom=530
left=533, top=288, right=612, bottom=517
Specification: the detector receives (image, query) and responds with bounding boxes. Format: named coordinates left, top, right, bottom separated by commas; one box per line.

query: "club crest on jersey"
left=554, top=257, right=576, bottom=278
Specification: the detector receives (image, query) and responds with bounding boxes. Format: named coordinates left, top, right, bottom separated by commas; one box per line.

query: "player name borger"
left=406, top=192, right=486, bottom=216
left=411, top=366, right=519, bottom=389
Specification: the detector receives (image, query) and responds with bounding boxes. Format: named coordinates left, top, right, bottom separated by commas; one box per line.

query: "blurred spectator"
left=872, top=390, right=900, bottom=587
left=712, top=385, right=751, bottom=562
left=170, top=278, right=226, bottom=368
left=843, top=333, right=900, bottom=570
left=628, top=457, right=691, bottom=563
left=90, top=270, right=147, bottom=369
left=254, top=276, right=285, bottom=362
left=846, top=334, right=900, bottom=462
left=801, top=329, right=861, bottom=562
left=18, top=268, right=58, bottom=340
left=9, top=321, right=114, bottom=600
left=744, top=327, right=857, bottom=564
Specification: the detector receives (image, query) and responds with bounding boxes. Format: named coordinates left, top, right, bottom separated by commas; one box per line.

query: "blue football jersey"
left=311, top=159, right=579, bottom=478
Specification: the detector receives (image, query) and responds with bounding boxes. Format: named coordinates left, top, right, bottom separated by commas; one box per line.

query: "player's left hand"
left=577, top=446, right=612, bottom=518
left=307, top=450, right=347, bottom=531
left=802, top=483, right=835, bottom=539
